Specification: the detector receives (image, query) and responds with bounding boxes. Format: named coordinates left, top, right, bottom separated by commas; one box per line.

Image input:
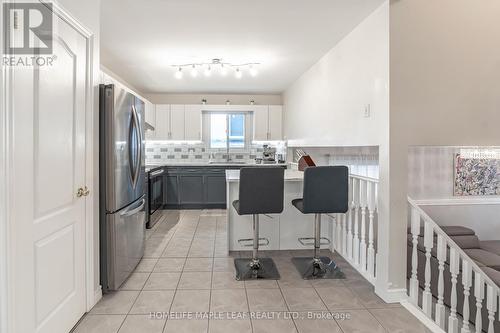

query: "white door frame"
left=0, top=1, right=97, bottom=332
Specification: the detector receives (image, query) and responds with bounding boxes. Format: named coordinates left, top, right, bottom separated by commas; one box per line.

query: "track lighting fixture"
left=172, top=58, right=260, bottom=79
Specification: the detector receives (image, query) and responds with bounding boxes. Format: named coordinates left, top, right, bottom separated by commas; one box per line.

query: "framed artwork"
left=454, top=152, right=500, bottom=196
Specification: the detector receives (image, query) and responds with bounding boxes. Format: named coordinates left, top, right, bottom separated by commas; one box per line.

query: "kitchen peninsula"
left=226, top=169, right=333, bottom=252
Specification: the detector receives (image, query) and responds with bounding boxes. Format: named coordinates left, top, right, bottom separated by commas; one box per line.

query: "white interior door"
left=9, top=9, right=88, bottom=333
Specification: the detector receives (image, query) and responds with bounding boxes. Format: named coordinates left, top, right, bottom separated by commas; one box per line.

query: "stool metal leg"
left=250, top=214, right=260, bottom=269
left=292, top=214, right=345, bottom=280
left=235, top=214, right=280, bottom=280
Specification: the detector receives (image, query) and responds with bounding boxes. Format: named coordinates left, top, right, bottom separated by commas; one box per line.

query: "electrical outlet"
left=364, top=104, right=371, bottom=118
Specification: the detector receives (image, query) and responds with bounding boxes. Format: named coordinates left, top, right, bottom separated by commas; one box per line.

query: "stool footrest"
left=298, top=237, right=331, bottom=246
left=238, top=237, right=270, bottom=247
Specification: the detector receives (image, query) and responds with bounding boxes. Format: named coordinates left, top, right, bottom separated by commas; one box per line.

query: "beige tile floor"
left=72, top=210, right=432, bottom=333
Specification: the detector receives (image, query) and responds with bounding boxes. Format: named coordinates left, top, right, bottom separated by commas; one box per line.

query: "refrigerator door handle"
left=120, top=198, right=145, bottom=217
left=129, top=104, right=141, bottom=188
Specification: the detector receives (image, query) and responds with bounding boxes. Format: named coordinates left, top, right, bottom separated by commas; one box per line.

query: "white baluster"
left=353, top=178, right=360, bottom=265
left=335, top=214, right=342, bottom=254
left=435, top=234, right=446, bottom=329
left=448, top=248, right=459, bottom=333
left=475, top=272, right=485, bottom=333
left=461, top=260, right=472, bottom=333
left=486, top=285, right=497, bottom=333
left=342, top=212, right=347, bottom=256
left=422, top=220, right=434, bottom=316
left=367, top=181, right=376, bottom=279
left=474, top=271, right=484, bottom=333
left=359, top=180, right=367, bottom=271
left=347, top=177, right=353, bottom=260
left=331, top=215, right=337, bottom=251
left=409, top=207, right=421, bottom=305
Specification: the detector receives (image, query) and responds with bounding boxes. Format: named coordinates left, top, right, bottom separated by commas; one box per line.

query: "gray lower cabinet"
left=204, top=175, right=226, bottom=205
left=164, top=166, right=228, bottom=209
left=179, top=175, right=205, bottom=204
left=165, top=174, right=180, bottom=206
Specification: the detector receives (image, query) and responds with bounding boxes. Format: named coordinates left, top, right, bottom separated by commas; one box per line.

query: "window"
left=210, top=113, right=245, bottom=148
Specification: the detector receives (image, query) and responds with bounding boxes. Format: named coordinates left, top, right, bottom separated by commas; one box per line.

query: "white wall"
left=408, top=146, right=500, bottom=200
left=422, top=204, right=500, bottom=241
left=282, top=3, right=388, bottom=148
left=408, top=146, right=500, bottom=241
left=282, top=2, right=394, bottom=300
left=145, top=93, right=282, bottom=106
left=390, top=0, right=500, bottom=294
left=57, top=0, right=102, bottom=307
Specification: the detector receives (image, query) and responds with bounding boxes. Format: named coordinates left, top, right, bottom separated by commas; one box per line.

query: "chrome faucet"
left=226, top=143, right=231, bottom=162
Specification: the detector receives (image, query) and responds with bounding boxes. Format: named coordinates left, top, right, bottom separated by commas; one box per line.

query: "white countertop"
left=225, top=169, right=304, bottom=182
left=146, top=162, right=287, bottom=167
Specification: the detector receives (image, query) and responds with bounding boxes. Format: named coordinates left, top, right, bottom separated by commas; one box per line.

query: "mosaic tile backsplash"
left=145, top=142, right=264, bottom=164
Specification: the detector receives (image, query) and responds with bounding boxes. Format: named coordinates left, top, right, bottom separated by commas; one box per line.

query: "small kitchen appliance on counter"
left=262, top=144, right=277, bottom=164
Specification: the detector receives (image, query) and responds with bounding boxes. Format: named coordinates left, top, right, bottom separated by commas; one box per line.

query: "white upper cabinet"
left=155, top=104, right=171, bottom=140
left=268, top=105, right=283, bottom=140
left=184, top=105, right=202, bottom=141
left=144, top=102, right=156, bottom=139
left=253, top=105, right=269, bottom=141
left=169, top=104, right=185, bottom=140
left=149, top=104, right=282, bottom=142
left=253, top=105, right=283, bottom=141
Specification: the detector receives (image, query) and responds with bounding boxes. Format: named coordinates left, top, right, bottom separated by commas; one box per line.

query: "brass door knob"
left=77, top=186, right=90, bottom=197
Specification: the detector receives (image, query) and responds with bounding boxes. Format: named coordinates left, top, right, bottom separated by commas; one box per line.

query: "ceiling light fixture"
left=235, top=67, right=242, bottom=79
left=190, top=65, right=198, bottom=77
left=204, top=65, right=211, bottom=77
left=175, top=67, right=183, bottom=79
left=249, top=64, right=258, bottom=77
left=172, top=58, right=260, bottom=79
left=220, top=63, right=228, bottom=76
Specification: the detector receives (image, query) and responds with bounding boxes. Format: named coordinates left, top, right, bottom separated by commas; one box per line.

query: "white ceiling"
left=101, top=0, right=385, bottom=94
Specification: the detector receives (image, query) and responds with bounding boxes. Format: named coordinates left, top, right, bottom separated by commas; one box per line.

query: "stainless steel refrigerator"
left=99, top=84, right=146, bottom=292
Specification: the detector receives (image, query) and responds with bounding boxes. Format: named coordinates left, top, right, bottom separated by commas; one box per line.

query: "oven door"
left=147, top=168, right=164, bottom=228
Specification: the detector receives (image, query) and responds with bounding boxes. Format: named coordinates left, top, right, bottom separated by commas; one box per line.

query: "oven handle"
left=150, top=169, right=164, bottom=177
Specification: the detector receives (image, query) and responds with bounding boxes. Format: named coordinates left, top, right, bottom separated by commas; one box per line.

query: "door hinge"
left=13, top=11, right=19, bottom=30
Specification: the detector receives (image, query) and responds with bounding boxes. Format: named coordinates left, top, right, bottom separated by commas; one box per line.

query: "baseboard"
left=400, top=300, right=446, bottom=333
left=374, top=286, right=407, bottom=303
left=93, top=286, right=102, bottom=307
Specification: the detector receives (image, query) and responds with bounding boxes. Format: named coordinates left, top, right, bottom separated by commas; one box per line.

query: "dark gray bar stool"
left=292, top=166, right=348, bottom=279
left=232, top=167, right=284, bottom=280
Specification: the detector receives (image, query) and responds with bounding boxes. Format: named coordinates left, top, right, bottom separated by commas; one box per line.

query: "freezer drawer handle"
left=121, top=199, right=146, bottom=217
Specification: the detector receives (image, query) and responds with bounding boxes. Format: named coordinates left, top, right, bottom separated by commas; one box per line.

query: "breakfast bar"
left=225, top=169, right=333, bottom=251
